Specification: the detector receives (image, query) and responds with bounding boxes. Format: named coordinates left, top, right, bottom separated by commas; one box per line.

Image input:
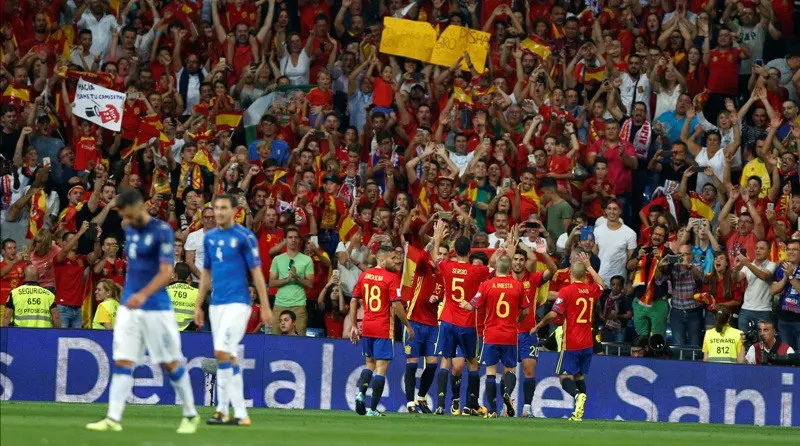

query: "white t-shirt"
left=280, top=48, right=311, bottom=85
left=487, top=232, right=508, bottom=249
left=185, top=228, right=206, bottom=278
left=449, top=151, right=475, bottom=177
left=695, top=147, right=725, bottom=193
left=594, top=222, right=637, bottom=285
left=741, top=260, right=777, bottom=312
left=619, top=72, right=651, bottom=117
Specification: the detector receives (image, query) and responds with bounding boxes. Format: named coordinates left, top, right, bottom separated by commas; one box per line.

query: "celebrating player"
left=86, top=189, right=199, bottom=434
left=401, top=244, right=444, bottom=414
left=513, top=240, right=557, bottom=417
left=431, top=220, right=493, bottom=416
left=195, top=194, right=273, bottom=426
left=531, top=253, right=604, bottom=421
left=460, top=252, right=528, bottom=418
left=351, top=246, right=414, bottom=417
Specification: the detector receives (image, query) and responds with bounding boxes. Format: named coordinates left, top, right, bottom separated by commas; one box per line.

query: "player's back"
left=204, top=224, right=261, bottom=306
left=122, top=217, right=174, bottom=311
left=355, top=267, right=401, bottom=339
left=437, top=259, right=491, bottom=328
left=475, top=276, right=527, bottom=345
left=553, top=282, right=602, bottom=351
left=403, top=258, right=443, bottom=327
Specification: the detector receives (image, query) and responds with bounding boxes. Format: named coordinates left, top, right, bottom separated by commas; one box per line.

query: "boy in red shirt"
left=582, top=157, right=615, bottom=221
left=306, top=70, right=334, bottom=126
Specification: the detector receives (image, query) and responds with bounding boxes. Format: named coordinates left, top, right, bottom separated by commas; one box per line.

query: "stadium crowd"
left=1, top=0, right=800, bottom=358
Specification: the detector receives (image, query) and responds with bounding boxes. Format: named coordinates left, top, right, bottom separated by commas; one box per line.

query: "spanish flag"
left=48, top=25, right=76, bottom=60
left=464, top=180, right=478, bottom=203
left=234, top=207, right=246, bottom=225
left=273, top=168, right=287, bottom=185
left=27, top=189, right=47, bottom=239
left=520, top=185, right=540, bottom=209
left=193, top=147, right=218, bottom=171
left=58, top=202, right=84, bottom=232
left=520, top=34, right=552, bottom=61
left=338, top=213, right=360, bottom=243
left=2, top=84, right=30, bottom=105
left=452, top=85, right=473, bottom=108
left=633, top=246, right=664, bottom=306
left=688, top=192, right=714, bottom=221
left=124, top=120, right=166, bottom=158
left=215, top=110, right=243, bottom=131
left=418, top=186, right=431, bottom=215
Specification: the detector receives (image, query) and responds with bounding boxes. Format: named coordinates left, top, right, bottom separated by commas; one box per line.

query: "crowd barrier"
left=0, top=329, right=797, bottom=427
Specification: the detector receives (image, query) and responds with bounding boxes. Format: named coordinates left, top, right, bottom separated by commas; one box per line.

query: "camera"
left=766, top=352, right=800, bottom=366
left=743, top=320, right=760, bottom=346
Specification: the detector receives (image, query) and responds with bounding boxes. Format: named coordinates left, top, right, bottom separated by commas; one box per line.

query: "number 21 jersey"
left=552, top=282, right=602, bottom=351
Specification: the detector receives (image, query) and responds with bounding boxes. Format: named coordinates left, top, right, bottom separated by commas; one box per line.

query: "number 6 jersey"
left=471, top=276, right=528, bottom=346
left=353, top=267, right=401, bottom=339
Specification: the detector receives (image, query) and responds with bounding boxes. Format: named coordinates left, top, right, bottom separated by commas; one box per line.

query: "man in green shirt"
left=269, top=227, right=314, bottom=336
left=540, top=178, right=573, bottom=240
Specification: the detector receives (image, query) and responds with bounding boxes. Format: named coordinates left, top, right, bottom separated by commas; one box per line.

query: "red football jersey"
left=437, top=260, right=492, bottom=328
left=552, top=282, right=603, bottom=351
left=353, top=267, right=401, bottom=339
left=517, top=271, right=545, bottom=333
left=471, top=276, right=528, bottom=345
left=404, top=261, right=444, bottom=328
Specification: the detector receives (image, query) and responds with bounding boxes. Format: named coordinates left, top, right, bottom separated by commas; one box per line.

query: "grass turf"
left=0, top=401, right=797, bottom=446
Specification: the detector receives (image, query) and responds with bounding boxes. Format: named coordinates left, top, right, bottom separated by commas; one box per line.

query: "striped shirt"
left=669, top=266, right=703, bottom=310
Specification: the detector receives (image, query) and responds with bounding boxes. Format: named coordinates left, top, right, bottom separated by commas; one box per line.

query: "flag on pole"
left=338, top=214, right=360, bottom=243
left=520, top=34, right=552, bottom=61
left=215, top=110, right=243, bottom=131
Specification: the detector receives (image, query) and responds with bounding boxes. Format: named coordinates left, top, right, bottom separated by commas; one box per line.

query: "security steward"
left=167, top=262, right=199, bottom=331
left=702, top=306, right=745, bottom=363
left=2, top=265, right=61, bottom=328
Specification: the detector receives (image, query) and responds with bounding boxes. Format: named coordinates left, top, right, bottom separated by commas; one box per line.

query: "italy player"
left=195, top=194, right=273, bottom=426
left=512, top=242, right=557, bottom=417
left=460, top=253, right=528, bottom=418
left=351, top=246, right=414, bottom=417
left=86, top=189, right=198, bottom=433
left=531, top=253, right=604, bottom=421
left=431, top=221, right=492, bottom=416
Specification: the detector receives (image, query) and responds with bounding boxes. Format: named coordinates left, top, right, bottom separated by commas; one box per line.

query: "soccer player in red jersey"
left=431, top=221, right=493, bottom=416
left=532, top=253, right=604, bottom=421
left=350, top=247, right=414, bottom=417
left=460, top=253, right=528, bottom=418
left=402, top=244, right=445, bottom=414
left=513, top=240, right=557, bottom=417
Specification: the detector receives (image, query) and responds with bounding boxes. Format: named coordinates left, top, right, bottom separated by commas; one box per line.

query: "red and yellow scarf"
left=58, top=202, right=84, bottom=232
left=27, top=189, right=47, bottom=239
left=633, top=245, right=665, bottom=307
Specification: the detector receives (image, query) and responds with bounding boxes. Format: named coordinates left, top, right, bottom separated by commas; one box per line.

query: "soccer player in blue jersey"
left=195, top=194, right=273, bottom=426
left=86, top=189, right=199, bottom=434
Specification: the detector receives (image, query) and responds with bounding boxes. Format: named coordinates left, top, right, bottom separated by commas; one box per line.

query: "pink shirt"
left=587, top=139, right=636, bottom=194
left=29, top=244, right=61, bottom=289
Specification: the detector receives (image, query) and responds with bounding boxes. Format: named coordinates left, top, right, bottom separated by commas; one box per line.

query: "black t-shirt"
left=0, top=128, right=21, bottom=161
left=76, top=204, right=124, bottom=254
left=659, top=160, right=696, bottom=191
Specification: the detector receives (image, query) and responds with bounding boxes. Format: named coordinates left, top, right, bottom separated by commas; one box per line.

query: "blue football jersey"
left=122, top=217, right=175, bottom=311
left=203, top=224, right=261, bottom=306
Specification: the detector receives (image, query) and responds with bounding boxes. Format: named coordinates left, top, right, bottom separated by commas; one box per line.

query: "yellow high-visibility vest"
left=9, top=285, right=55, bottom=328
left=167, top=282, right=198, bottom=331
left=702, top=325, right=743, bottom=363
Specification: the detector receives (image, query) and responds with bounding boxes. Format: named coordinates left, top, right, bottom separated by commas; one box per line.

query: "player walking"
left=460, top=252, right=528, bottom=418
left=351, top=246, right=414, bottom=417
left=401, top=245, right=444, bottom=414
left=195, top=194, right=273, bottom=426
left=513, top=241, right=557, bottom=417
left=431, top=221, right=493, bottom=416
left=531, top=253, right=603, bottom=421
left=86, top=190, right=199, bottom=434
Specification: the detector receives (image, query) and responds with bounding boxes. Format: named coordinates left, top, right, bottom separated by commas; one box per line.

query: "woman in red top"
left=685, top=47, right=708, bottom=98
left=318, top=274, right=348, bottom=338
left=702, top=252, right=743, bottom=328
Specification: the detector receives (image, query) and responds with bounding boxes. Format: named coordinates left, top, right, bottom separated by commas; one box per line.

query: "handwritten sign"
left=379, top=17, right=437, bottom=62
left=429, top=26, right=491, bottom=73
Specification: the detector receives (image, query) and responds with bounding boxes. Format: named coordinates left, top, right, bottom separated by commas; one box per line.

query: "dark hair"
left=117, top=188, right=143, bottom=208
left=174, top=262, right=191, bottom=281
left=284, top=226, right=301, bottom=238
left=747, top=175, right=762, bottom=188
left=714, top=306, right=731, bottom=334
left=593, top=156, right=608, bottom=167
left=454, top=236, right=472, bottom=257
left=1, top=238, right=15, bottom=250
left=539, top=177, right=558, bottom=190
left=214, top=193, right=237, bottom=208
left=79, top=28, right=92, bottom=37
left=280, top=309, right=297, bottom=322
left=469, top=251, right=490, bottom=266
left=610, top=275, right=625, bottom=286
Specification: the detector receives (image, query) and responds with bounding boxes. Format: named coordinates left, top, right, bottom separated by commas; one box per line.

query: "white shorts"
left=112, top=306, right=183, bottom=364
left=209, top=303, right=251, bottom=355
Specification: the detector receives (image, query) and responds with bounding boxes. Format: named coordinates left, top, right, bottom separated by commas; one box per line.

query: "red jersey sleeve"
left=471, top=281, right=489, bottom=309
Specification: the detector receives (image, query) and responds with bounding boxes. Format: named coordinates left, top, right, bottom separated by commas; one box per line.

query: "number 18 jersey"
left=353, top=267, right=401, bottom=339
left=552, top=282, right=602, bottom=351
left=437, top=260, right=492, bottom=328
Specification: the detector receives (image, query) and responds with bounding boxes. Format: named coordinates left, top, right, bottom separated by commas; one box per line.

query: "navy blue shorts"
left=404, top=320, right=438, bottom=357
left=362, top=337, right=394, bottom=360
left=517, top=332, right=540, bottom=362
left=557, top=348, right=593, bottom=376
left=480, top=344, right=518, bottom=368
left=436, top=322, right=478, bottom=359
left=457, top=336, right=484, bottom=360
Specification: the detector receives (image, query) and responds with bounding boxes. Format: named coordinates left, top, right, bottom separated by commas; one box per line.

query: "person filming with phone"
left=627, top=224, right=674, bottom=339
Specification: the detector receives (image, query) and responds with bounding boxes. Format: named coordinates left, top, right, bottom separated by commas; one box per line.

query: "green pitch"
left=0, top=401, right=796, bottom=446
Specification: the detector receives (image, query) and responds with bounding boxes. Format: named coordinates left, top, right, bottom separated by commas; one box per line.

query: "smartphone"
left=665, top=255, right=681, bottom=265
left=660, top=150, right=673, bottom=156
left=767, top=202, right=775, bottom=212
left=439, top=211, right=452, bottom=220
left=42, top=157, right=51, bottom=167
left=688, top=217, right=706, bottom=228
left=689, top=165, right=703, bottom=173
left=314, top=130, right=325, bottom=137
left=219, top=57, right=226, bottom=66
left=739, top=248, right=748, bottom=256
left=527, top=154, right=536, bottom=165
left=580, top=225, right=594, bottom=241
left=754, top=58, right=764, bottom=66
left=502, top=178, right=511, bottom=188
left=524, top=221, right=540, bottom=229
left=159, top=192, right=173, bottom=201
left=86, top=222, right=99, bottom=242
left=482, top=137, right=491, bottom=146
left=332, top=270, right=340, bottom=280
left=416, top=128, right=424, bottom=135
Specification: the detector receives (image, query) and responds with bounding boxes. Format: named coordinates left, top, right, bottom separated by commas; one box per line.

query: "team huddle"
left=85, top=190, right=598, bottom=433
left=351, top=220, right=603, bottom=420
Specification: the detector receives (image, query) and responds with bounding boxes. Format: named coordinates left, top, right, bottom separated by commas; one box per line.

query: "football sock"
left=451, top=373, right=462, bottom=402
left=561, top=378, right=578, bottom=398
left=436, top=369, right=449, bottom=408
left=357, top=369, right=373, bottom=396
left=503, top=372, right=517, bottom=396
left=523, top=378, right=537, bottom=406
left=404, top=363, right=417, bottom=402
left=418, top=364, right=437, bottom=398
left=370, top=375, right=386, bottom=411
left=216, top=361, right=233, bottom=415
left=467, top=370, right=480, bottom=409
left=576, top=379, right=587, bottom=395
left=107, top=366, right=134, bottom=422
left=229, top=365, right=247, bottom=419
left=485, top=375, right=497, bottom=413
left=500, top=379, right=506, bottom=398
left=169, top=366, right=198, bottom=418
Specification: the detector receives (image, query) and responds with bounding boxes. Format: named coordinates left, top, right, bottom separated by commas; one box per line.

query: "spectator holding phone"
left=629, top=224, right=673, bottom=338
left=269, top=227, right=314, bottom=336
left=667, top=244, right=705, bottom=346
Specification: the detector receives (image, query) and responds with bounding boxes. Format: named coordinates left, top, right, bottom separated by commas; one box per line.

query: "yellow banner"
left=429, top=25, right=490, bottom=73
left=379, top=17, right=437, bottom=62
